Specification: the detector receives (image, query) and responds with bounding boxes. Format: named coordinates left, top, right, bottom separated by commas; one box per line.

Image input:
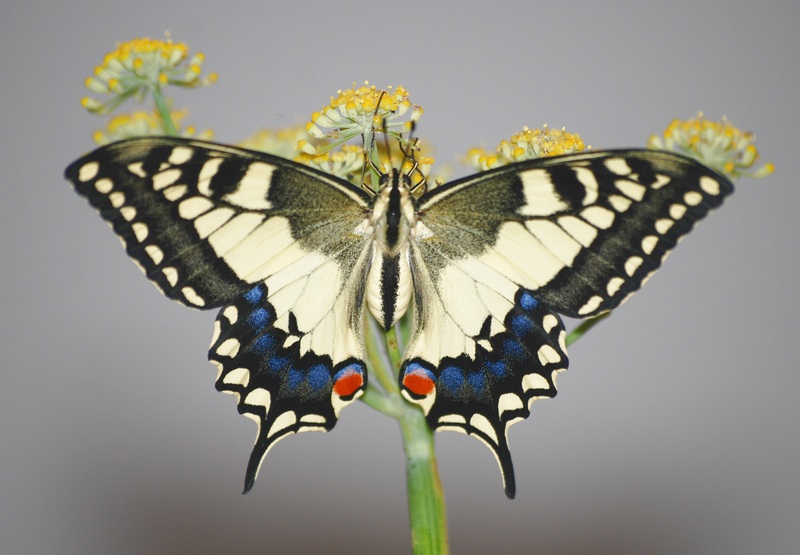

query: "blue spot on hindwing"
left=501, top=338, right=526, bottom=361
left=306, top=364, right=331, bottom=392
left=268, top=354, right=289, bottom=374
left=248, top=307, right=271, bottom=329
left=252, top=333, right=276, bottom=355
left=467, top=371, right=486, bottom=395
left=438, top=365, right=465, bottom=392
left=519, top=291, right=538, bottom=311
left=243, top=285, right=264, bottom=305
left=287, top=367, right=303, bottom=390
left=484, top=359, right=506, bottom=377
left=511, top=313, right=533, bottom=337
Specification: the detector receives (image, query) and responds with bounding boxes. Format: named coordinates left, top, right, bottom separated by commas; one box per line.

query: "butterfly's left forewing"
left=66, top=138, right=374, bottom=491
left=401, top=150, right=733, bottom=497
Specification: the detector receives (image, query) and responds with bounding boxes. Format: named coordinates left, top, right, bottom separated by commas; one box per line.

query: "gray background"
left=2, top=1, right=798, bottom=553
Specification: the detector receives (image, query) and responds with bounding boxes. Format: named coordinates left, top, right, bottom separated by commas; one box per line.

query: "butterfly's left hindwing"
left=210, top=283, right=368, bottom=492
left=66, top=137, right=373, bottom=491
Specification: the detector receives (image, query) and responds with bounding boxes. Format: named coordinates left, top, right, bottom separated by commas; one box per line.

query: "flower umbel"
left=648, top=113, right=774, bottom=180
left=82, top=37, right=217, bottom=115
left=305, top=82, right=423, bottom=154
left=467, top=125, right=586, bottom=171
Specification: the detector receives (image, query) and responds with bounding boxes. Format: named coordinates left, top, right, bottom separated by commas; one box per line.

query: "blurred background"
left=2, top=1, right=798, bottom=553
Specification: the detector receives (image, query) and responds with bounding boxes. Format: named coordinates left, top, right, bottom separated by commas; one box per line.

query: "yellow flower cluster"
left=296, top=145, right=366, bottom=181
left=82, top=37, right=217, bottom=115
left=648, top=113, right=773, bottom=180
left=304, top=82, right=423, bottom=152
left=467, top=125, right=586, bottom=171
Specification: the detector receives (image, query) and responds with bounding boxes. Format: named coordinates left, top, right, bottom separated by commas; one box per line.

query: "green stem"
left=566, top=312, right=610, bottom=347
left=399, top=401, right=449, bottom=554
left=151, top=87, right=178, bottom=136
left=361, top=314, right=449, bottom=553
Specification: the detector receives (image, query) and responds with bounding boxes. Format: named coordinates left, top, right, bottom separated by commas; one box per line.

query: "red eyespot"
left=402, top=371, right=435, bottom=396
left=333, top=370, right=364, bottom=398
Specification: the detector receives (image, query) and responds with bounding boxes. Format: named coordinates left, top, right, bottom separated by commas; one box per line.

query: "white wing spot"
left=109, top=191, right=125, bottom=208
left=574, top=167, right=599, bottom=203
left=655, top=218, right=674, bottom=234
left=178, top=196, right=214, bottom=220
left=606, top=276, right=625, bottom=297
left=542, top=314, right=559, bottom=333
left=641, top=235, right=658, bottom=255
left=301, top=414, right=327, bottom=425
left=522, top=372, right=549, bottom=391
left=700, top=176, right=721, bottom=195
left=131, top=222, right=148, bottom=241
left=578, top=295, right=603, bottom=316
left=217, top=337, right=241, bottom=358
left=669, top=203, right=687, bottom=219
left=94, top=178, right=113, bottom=193
left=581, top=206, right=615, bottom=229
left=469, top=414, right=498, bottom=443
left=684, top=191, right=704, bottom=206
left=615, top=179, right=646, bottom=201
left=181, top=286, right=205, bottom=307
left=537, top=344, right=561, bottom=365
left=144, top=245, right=164, bottom=265
left=152, top=168, right=182, bottom=190
left=608, top=194, right=632, bottom=213
left=120, top=206, right=136, bottom=221
left=168, top=146, right=194, bottom=165
left=210, top=322, right=221, bottom=353
left=438, top=414, right=467, bottom=426
left=625, top=256, right=644, bottom=276
left=197, top=158, right=224, bottom=196
left=162, top=266, right=178, bottom=287
left=163, top=184, right=188, bottom=201
left=652, top=174, right=671, bottom=189
left=78, top=161, right=99, bottom=182
left=127, top=162, right=147, bottom=178
left=268, top=411, right=297, bottom=438
left=498, top=393, right=524, bottom=416
left=223, top=367, right=251, bottom=387
left=244, top=388, right=271, bottom=410
left=604, top=157, right=632, bottom=175
left=222, top=305, right=239, bottom=324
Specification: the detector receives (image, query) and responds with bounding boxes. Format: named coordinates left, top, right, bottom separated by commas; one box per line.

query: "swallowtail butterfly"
left=66, top=137, right=732, bottom=498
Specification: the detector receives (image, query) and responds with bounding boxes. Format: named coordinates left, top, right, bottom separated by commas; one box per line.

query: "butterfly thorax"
left=366, top=169, right=417, bottom=330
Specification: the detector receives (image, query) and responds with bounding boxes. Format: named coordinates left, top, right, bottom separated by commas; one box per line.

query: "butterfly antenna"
left=361, top=91, right=389, bottom=191
left=403, top=120, right=428, bottom=195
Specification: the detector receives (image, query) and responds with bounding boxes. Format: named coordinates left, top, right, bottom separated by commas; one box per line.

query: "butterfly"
left=66, top=136, right=732, bottom=498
